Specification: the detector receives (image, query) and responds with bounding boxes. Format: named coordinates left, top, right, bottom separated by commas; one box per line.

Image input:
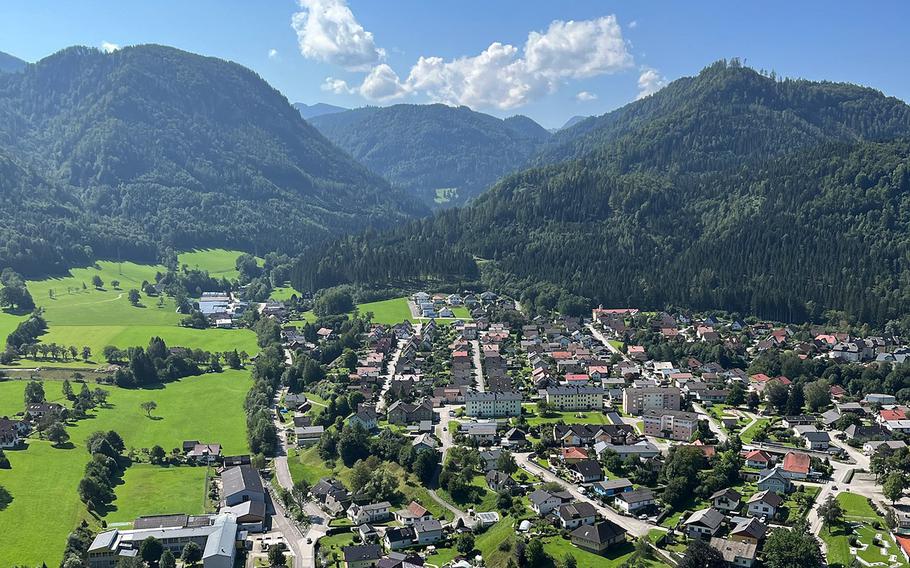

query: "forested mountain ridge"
left=292, top=61, right=910, bottom=327
left=0, top=50, right=26, bottom=73
left=309, top=103, right=552, bottom=207
left=0, top=45, right=422, bottom=276
left=294, top=102, right=348, bottom=119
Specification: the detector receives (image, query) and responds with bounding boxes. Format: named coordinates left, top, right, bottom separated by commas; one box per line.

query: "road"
left=470, top=339, right=485, bottom=392
left=514, top=452, right=654, bottom=537
left=586, top=323, right=628, bottom=361
left=432, top=405, right=475, bottom=528
left=692, top=402, right=729, bottom=444
left=376, top=340, right=405, bottom=412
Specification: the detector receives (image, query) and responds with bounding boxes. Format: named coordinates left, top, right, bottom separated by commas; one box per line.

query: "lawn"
left=287, top=446, right=334, bottom=485
left=0, top=309, right=26, bottom=345
left=524, top=406, right=611, bottom=427
left=353, top=296, right=473, bottom=325
left=822, top=493, right=901, bottom=568
left=16, top=260, right=258, bottom=367
left=607, top=340, right=624, bottom=351
left=315, top=531, right=357, bottom=568
left=104, top=464, right=210, bottom=524
left=177, top=248, right=254, bottom=280
left=542, top=535, right=664, bottom=568
left=740, top=418, right=770, bottom=444
left=0, top=369, right=250, bottom=566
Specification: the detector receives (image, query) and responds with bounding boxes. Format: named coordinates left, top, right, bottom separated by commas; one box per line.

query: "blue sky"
left=1, top=0, right=908, bottom=128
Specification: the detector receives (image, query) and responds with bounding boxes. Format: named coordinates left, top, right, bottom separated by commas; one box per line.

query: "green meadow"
left=177, top=248, right=249, bottom=280
left=0, top=369, right=251, bottom=566
left=353, top=296, right=472, bottom=325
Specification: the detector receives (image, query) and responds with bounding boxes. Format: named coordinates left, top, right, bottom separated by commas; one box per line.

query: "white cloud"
left=628, top=20, right=638, bottom=29
left=268, top=48, right=279, bottom=59
left=636, top=66, right=666, bottom=99
left=100, top=41, right=120, bottom=53
left=359, top=64, right=408, bottom=101
left=524, top=17, right=632, bottom=80
left=576, top=91, right=597, bottom=102
left=321, top=76, right=355, bottom=95
left=291, top=0, right=385, bottom=71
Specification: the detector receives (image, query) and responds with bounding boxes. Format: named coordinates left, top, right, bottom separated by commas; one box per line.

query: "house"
left=296, top=426, right=325, bottom=447
left=342, top=544, right=382, bottom=568
left=710, top=537, right=757, bottom=568
left=844, top=423, right=890, bottom=443
left=357, top=524, right=378, bottom=543
left=561, top=446, right=589, bottom=464
left=347, top=502, right=391, bottom=525
left=479, top=449, right=503, bottom=472
left=387, top=399, right=434, bottom=425
left=384, top=526, right=416, bottom=550
left=394, top=502, right=433, bottom=525
left=622, top=387, right=681, bottom=415
left=186, top=443, right=222, bottom=465
left=313, top=478, right=352, bottom=516
left=593, top=440, right=660, bottom=460
left=781, top=452, right=810, bottom=480
left=781, top=415, right=815, bottom=428
left=0, top=418, right=23, bottom=449
left=223, top=500, right=267, bottom=532
left=642, top=409, right=700, bottom=441
left=684, top=507, right=725, bottom=539
left=793, top=426, right=830, bottom=450
left=459, top=422, right=497, bottom=443
left=464, top=391, right=521, bottom=417
left=347, top=408, right=379, bottom=431
left=756, top=467, right=791, bottom=494
left=729, top=517, right=767, bottom=546
left=864, top=393, right=897, bottom=405
left=25, top=402, right=63, bottom=421
left=711, top=488, right=742, bottom=512
left=545, top=386, right=605, bottom=411
left=485, top=470, right=518, bottom=494
left=529, top=489, right=573, bottom=516
left=569, top=460, right=604, bottom=484
left=747, top=490, right=784, bottom=519
left=411, top=433, right=438, bottom=453
left=742, top=450, right=772, bottom=469
left=592, top=478, right=633, bottom=498
left=222, top=465, right=265, bottom=507
left=557, top=502, right=597, bottom=529
left=501, top=427, right=529, bottom=449
left=863, top=440, right=907, bottom=455
left=570, top=521, right=627, bottom=554
left=413, top=519, right=443, bottom=546
left=614, top=488, right=656, bottom=514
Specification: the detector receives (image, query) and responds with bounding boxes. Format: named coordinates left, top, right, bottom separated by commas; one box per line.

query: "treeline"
left=102, top=336, right=222, bottom=388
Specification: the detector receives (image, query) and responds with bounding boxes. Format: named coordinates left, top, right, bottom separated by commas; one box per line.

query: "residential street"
left=470, top=339, right=485, bottom=392
left=376, top=340, right=404, bottom=412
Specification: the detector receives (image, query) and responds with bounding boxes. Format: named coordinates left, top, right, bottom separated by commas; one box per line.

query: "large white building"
left=642, top=409, right=699, bottom=441
left=465, top=391, right=522, bottom=417
left=545, top=386, right=605, bottom=411
left=88, top=513, right=238, bottom=568
left=622, top=387, right=681, bottom=415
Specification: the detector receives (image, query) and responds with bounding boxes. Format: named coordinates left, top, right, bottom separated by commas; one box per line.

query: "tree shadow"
left=0, top=486, right=12, bottom=510
left=145, top=415, right=164, bottom=421
left=52, top=441, right=76, bottom=450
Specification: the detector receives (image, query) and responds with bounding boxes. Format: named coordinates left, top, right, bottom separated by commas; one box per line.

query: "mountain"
left=0, top=50, right=27, bottom=73
left=559, top=115, right=589, bottom=130
left=294, top=102, right=348, bottom=120
left=309, top=104, right=551, bottom=207
left=293, top=61, right=910, bottom=325
left=0, top=45, right=422, bottom=276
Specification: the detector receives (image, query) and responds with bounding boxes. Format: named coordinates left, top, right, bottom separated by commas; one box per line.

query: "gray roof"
left=546, top=386, right=606, bottom=395
left=465, top=390, right=522, bottom=402
left=343, top=544, right=382, bottom=562
left=222, top=465, right=263, bottom=498
left=685, top=507, right=724, bottom=530
left=571, top=520, right=626, bottom=544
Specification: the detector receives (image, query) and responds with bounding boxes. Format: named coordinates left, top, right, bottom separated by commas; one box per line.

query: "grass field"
left=740, top=418, right=770, bottom=443
left=11, top=259, right=259, bottom=368
left=352, top=296, right=472, bottom=325
left=822, top=493, right=901, bottom=567
left=177, top=248, right=251, bottom=280
left=0, top=369, right=250, bottom=566
left=105, top=464, right=210, bottom=524
left=523, top=406, right=612, bottom=427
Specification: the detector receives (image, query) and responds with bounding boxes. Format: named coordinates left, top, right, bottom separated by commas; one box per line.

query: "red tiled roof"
left=750, top=373, right=771, bottom=383
left=782, top=451, right=810, bottom=474
left=561, top=447, right=588, bottom=460
left=743, top=449, right=770, bottom=462
left=880, top=409, right=907, bottom=421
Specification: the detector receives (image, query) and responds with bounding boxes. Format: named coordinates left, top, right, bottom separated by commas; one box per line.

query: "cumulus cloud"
left=636, top=66, right=666, bottom=99
left=333, top=15, right=632, bottom=109
left=268, top=48, right=279, bottom=59
left=100, top=41, right=120, bottom=53
left=291, top=0, right=385, bottom=70
left=321, top=76, right=355, bottom=94
left=576, top=91, right=598, bottom=101
left=628, top=20, right=638, bottom=29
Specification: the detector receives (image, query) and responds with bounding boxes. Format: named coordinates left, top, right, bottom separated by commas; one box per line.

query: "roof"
left=594, top=478, right=633, bottom=491
left=782, top=451, right=810, bottom=474
left=710, top=488, right=741, bottom=501
left=616, top=488, right=655, bottom=504
left=731, top=517, right=767, bottom=540
left=881, top=408, right=907, bottom=421
left=710, top=537, right=757, bottom=562
left=342, top=543, right=382, bottom=562
left=570, top=520, right=626, bottom=544
left=558, top=502, right=597, bottom=520
left=743, top=449, right=771, bottom=462
left=561, top=447, right=589, bottom=460
left=570, top=460, right=603, bottom=478
left=413, top=519, right=442, bottom=533
left=747, top=490, right=784, bottom=508
left=685, top=507, right=724, bottom=530
left=222, top=465, right=263, bottom=497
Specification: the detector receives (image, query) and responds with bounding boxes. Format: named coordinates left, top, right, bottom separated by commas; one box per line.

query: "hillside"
left=293, top=61, right=910, bottom=325
left=0, top=45, right=422, bottom=276
left=309, top=104, right=551, bottom=207
left=294, top=101, right=348, bottom=119
left=0, top=50, right=26, bottom=73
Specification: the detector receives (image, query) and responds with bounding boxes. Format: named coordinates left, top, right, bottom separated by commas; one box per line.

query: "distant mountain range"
left=293, top=102, right=348, bottom=120
left=0, top=45, right=421, bottom=276
left=559, top=115, right=589, bottom=130
left=309, top=104, right=552, bottom=207
left=293, top=60, right=910, bottom=325
left=0, top=50, right=27, bottom=73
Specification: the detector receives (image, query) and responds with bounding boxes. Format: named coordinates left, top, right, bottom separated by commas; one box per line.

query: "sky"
left=1, top=1, right=909, bottom=129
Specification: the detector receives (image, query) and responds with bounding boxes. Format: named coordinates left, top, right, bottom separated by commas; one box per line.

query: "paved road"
left=432, top=405, right=475, bottom=527
left=692, top=402, right=729, bottom=444
left=376, top=340, right=404, bottom=412
left=514, top=452, right=653, bottom=537
left=470, top=339, right=485, bottom=392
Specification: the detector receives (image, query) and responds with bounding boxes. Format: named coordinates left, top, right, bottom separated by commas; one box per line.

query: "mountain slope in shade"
left=293, top=61, right=910, bottom=325
left=559, top=115, right=589, bottom=130
left=0, top=45, right=423, bottom=276
left=309, top=103, right=551, bottom=207
left=0, top=50, right=27, bottom=73
left=294, top=101, right=348, bottom=119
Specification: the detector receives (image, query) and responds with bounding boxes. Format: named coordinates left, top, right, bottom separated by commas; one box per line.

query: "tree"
left=159, top=549, right=176, bottom=568
left=456, top=532, right=476, bottom=555
left=524, top=539, right=548, bottom=567
left=62, top=379, right=75, bottom=401
left=91, top=275, right=104, bottom=288
left=883, top=473, right=905, bottom=504
left=562, top=552, right=577, bottom=568
left=23, top=380, right=45, bottom=404
left=678, top=539, right=725, bottom=568
left=111, top=279, right=120, bottom=289
left=292, top=479, right=310, bottom=510
left=764, top=381, right=790, bottom=414
left=81, top=345, right=92, bottom=361
left=181, top=541, right=203, bottom=565
left=140, top=400, right=158, bottom=418
left=818, top=494, right=843, bottom=529
left=762, top=522, right=823, bottom=568
left=47, top=422, right=70, bottom=447
left=268, top=546, right=287, bottom=567
left=803, top=379, right=831, bottom=412
left=128, top=289, right=141, bottom=306
left=497, top=450, right=518, bottom=474
left=747, top=391, right=760, bottom=410
left=140, top=536, right=163, bottom=565
left=149, top=445, right=166, bottom=465
left=726, top=383, right=746, bottom=406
